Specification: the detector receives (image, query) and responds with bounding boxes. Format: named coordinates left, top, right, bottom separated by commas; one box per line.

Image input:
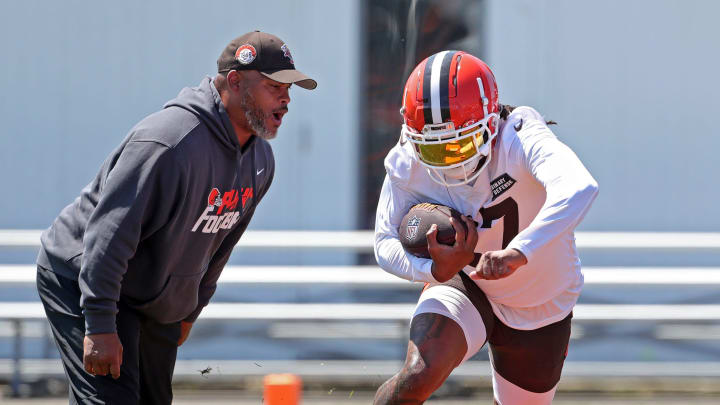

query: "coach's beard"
left=240, top=89, right=277, bottom=140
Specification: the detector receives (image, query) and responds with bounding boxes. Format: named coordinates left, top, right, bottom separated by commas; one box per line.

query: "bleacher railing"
left=1, top=230, right=719, bottom=397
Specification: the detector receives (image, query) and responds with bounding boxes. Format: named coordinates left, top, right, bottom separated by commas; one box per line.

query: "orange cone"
left=263, top=373, right=302, bottom=405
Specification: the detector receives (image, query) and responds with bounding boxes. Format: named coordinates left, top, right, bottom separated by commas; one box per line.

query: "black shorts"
left=439, top=271, right=572, bottom=393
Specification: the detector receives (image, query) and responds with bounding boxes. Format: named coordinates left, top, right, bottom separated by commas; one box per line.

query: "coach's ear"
left=225, top=70, right=243, bottom=91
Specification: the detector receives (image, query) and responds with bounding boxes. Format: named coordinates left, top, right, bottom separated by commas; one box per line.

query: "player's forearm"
left=375, top=234, right=436, bottom=283
left=513, top=131, right=599, bottom=259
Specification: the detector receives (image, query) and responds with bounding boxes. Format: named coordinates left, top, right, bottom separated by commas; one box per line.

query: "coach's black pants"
left=36, top=265, right=181, bottom=405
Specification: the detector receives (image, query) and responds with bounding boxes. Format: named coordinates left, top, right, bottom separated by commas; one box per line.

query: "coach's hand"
left=178, top=321, right=193, bottom=346
left=83, top=333, right=123, bottom=379
left=428, top=216, right=478, bottom=283
left=469, top=248, right=527, bottom=281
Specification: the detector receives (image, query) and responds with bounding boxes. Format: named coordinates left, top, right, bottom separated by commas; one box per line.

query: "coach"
left=36, top=31, right=316, bottom=404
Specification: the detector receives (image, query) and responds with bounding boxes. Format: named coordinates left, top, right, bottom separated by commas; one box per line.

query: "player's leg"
left=137, top=317, right=181, bottom=405
left=374, top=312, right=465, bottom=404
left=374, top=276, right=493, bottom=404
left=488, top=313, right=573, bottom=405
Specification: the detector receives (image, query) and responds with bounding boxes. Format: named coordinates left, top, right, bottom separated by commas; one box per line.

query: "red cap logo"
left=235, top=44, right=257, bottom=65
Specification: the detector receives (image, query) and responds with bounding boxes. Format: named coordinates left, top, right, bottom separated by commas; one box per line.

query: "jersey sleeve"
left=505, top=129, right=599, bottom=262
left=374, top=175, right=438, bottom=283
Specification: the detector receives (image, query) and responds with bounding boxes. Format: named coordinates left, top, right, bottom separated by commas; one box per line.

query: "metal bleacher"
left=1, top=230, right=720, bottom=397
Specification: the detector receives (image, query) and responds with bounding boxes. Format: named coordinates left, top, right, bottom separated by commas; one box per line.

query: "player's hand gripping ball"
left=399, top=203, right=469, bottom=258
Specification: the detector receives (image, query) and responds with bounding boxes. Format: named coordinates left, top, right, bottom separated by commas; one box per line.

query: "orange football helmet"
left=402, top=51, right=500, bottom=186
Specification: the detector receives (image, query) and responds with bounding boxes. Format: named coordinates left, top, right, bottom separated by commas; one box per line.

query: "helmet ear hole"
left=414, top=69, right=422, bottom=102
left=451, top=53, right=462, bottom=97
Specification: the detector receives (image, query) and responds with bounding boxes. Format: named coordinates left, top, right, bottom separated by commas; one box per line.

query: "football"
left=398, top=203, right=468, bottom=258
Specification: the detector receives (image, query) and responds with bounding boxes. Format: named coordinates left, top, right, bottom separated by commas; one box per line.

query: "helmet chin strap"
left=446, top=158, right=480, bottom=179
left=428, top=153, right=489, bottom=187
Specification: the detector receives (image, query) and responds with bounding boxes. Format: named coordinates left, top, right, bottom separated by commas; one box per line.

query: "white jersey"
left=374, top=106, right=599, bottom=330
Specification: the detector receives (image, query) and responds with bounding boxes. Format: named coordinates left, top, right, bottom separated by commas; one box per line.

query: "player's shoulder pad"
left=503, top=106, right=556, bottom=145
left=508, top=105, right=545, bottom=123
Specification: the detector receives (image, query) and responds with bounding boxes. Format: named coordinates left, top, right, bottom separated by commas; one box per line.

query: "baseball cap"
left=217, top=31, right=317, bottom=90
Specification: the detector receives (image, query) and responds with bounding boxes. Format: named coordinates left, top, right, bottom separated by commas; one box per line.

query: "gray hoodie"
left=37, top=77, right=274, bottom=334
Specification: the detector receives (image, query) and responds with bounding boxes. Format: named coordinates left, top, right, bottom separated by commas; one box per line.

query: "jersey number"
left=479, top=197, right=519, bottom=249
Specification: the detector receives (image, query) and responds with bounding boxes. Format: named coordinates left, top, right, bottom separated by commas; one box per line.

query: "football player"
left=373, top=51, right=598, bottom=404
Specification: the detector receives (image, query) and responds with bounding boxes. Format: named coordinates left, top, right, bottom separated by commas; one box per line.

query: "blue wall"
left=0, top=0, right=360, bottom=233
left=2, top=0, right=717, bottom=233
left=486, top=0, right=720, bottom=231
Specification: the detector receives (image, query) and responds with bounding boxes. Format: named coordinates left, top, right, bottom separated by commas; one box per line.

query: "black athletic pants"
left=36, top=265, right=181, bottom=405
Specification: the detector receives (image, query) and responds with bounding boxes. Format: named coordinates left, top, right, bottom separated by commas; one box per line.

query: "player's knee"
left=398, top=355, right=451, bottom=398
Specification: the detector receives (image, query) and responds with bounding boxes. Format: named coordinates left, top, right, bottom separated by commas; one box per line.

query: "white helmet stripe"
left=477, top=77, right=487, bottom=116
left=430, top=50, right=449, bottom=124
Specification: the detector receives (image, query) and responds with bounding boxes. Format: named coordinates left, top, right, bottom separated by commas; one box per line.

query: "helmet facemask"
left=403, top=113, right=499, bottom=187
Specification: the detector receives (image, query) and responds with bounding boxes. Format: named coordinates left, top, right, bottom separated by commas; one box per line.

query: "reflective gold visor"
left=415, top=130, right=486, bottom=167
